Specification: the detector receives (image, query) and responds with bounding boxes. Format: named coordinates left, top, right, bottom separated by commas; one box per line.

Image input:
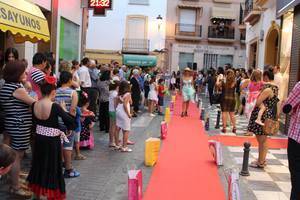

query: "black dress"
left=27, top=103, right=75, bottom=200
left=221, top=83, right=236, bottom=112
left=247, top=84, right=279, bottom=135
left=130, top=77, right=141, bottom=113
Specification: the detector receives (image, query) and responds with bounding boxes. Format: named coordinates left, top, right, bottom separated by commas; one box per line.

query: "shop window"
left=179, top=52, right=194, bottom=71
left=218, top=55, right=233, bottom=67
left=59, top=17, right=80, bottom=61
left=203, top=53, right=218, bottom=70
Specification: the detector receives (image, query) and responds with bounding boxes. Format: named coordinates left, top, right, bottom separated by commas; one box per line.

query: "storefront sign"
left=88, top=0, right=112, bottom=16
left=0, top=0, right=50, bottom=42
left=277, top=0, right=300, bottom=17
left=123, top=54, right=157, bottom=67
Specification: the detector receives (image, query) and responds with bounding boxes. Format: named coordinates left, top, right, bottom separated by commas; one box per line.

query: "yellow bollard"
left=145, top=137, right=161, bottom=167
left=165, top=107, right=171, bottom=123
left=171, top=95, right=176, bottom=103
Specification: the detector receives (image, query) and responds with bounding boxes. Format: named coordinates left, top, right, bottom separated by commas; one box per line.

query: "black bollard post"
left=240, top=142, right=251, bottom=176
left=215, top=110, right=221, bottom=129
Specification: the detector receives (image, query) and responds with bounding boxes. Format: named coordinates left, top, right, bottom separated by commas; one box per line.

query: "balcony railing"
left=208, top=25, right=235, bottom=41
left=122, top=39, right=149, bottom=54
left=244, top=0, right=262, bottom=25
left=175, top=23, right=202, bottom=41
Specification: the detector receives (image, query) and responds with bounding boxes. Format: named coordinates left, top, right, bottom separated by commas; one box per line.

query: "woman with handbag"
left=248, top=69, right=280, bottom=168
left=216, top=69, right=237, bottom=133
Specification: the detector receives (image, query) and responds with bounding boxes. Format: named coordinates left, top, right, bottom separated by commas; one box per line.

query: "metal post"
left=200, top=108, right=205, bottom=121
left=240, top=142, right=251, bottom=176
left=215, top=110, right=221, bottom=129
left=205, top=117, right=210, bottom=131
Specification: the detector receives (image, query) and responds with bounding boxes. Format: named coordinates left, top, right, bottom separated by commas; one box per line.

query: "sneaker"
left=64, top=169, right=80, bottom=178
left=149, top=113, right=156, bottom=117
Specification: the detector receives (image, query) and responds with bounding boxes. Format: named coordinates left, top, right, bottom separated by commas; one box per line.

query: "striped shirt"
left=0, top=82, right=32, bottom=150
left=27, top=67, right=45, bottom=100
left=285, top=82, right=300, bottom=143
left=55, top=87, right=74, bottom=112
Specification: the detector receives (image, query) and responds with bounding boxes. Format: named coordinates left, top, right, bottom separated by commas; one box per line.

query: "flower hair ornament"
left=44, top=75, right=57, bottom=85
left=110, top=80, right=115, bottom=85
left=82, top=91, right=88, bottom=99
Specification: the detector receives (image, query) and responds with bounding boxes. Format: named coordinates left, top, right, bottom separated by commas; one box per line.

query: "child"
left=79, top=92, right=95, bottom=149
left=23, top=81, right=38, bottom=100
left=74, top=106, right=86, bottom=160
left=157, top=79, right=166, bottom=115
left=148, top=76, right=158, bottom=117
left=116, top=81, right=133, bottom=152
left=255, top=103, right=267, bottom=126
left=55, top=71, right=80, bottom=178
left=27, top=77, right=76, bottom=200
left=108, top=80, right=120, bottom=148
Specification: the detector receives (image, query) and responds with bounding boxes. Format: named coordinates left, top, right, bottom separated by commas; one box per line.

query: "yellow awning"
left=0, top=0, right=50, bottom=43
left=211, top=7, right=236, bottom=20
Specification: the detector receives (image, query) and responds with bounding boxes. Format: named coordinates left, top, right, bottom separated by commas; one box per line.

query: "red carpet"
left=144, top=96, right=226, bottom=200
left=209, top=135, right=288, bottom=149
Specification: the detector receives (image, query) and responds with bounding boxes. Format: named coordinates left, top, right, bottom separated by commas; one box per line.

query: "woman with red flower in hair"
left=27, top=75, right=76, bottom=200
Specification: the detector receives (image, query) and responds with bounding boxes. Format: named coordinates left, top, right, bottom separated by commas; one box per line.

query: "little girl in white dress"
left=116, top=81, right=133, bottom=152
left=148, top=76, right=158, bottom=117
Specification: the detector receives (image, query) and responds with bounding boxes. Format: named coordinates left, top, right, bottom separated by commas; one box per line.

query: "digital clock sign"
left=88, top=0, right=112, bottom=16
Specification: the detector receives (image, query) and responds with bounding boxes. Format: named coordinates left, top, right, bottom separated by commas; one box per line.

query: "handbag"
left=263, top=102, right=279, bottom=135
left=211, top=88, right=222, bottom=104
left=263, top=119, right=279, bottom=135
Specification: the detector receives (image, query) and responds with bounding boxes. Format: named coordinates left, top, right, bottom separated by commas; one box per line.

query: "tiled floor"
left=227, top=146, right=291, bottom=200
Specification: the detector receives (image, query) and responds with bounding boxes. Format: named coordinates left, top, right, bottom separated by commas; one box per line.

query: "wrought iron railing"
left=208, top=25, right=235, bottom=39
left=122, top=39, right=149, bottom=53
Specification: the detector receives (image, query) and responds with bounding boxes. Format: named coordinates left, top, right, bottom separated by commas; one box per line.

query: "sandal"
left=114, top=145, right=122, bottom=151
left=9, top=187, right=32, bottom=198
left=221, top=128, right=226, bottom=133
left=121, top=147, right=132, bottom=152
left=250, top=161, right=266, bottom=169
left=64, top=169, right=80, bottom=178
left=232, top=127, right=237, bottom=134
left=74, top=154, right=86, bottom=160
left=127, top=141, right=135, bottom=145
left=109, top=143, right=116, bottom=148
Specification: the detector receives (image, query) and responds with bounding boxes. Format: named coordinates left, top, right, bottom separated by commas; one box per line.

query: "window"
left=129, top=0, right=149, bottom=5
left=179, top=52, right=194, bottom=71
left=179, top=9, right=196, bottom=32
left=126, top=16, right=147, bottom=39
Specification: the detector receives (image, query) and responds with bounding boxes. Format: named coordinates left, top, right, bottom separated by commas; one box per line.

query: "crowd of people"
left=0, top=47, right=171, bottom=199
left=0, top=46, right=299, bottom=199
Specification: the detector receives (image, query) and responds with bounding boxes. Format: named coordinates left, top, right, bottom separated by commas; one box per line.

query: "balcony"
left=208, top=25, right=235, bottom=43
left=175, top=24, right=202, bottom=41
left=122, top=39, right=149, bottom=54
left=244, top=0, right=262, bottom=25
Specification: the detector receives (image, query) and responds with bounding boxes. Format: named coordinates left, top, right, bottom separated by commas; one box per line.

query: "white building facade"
left=85, top=0, right=168, bottom=68
left=244, top=0, right=280, bottom=70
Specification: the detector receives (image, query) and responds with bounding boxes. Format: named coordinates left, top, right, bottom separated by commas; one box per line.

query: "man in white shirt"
left=119, top=65, right=127, bottom=81
left=273, top=65, right=283, bottom=100
left=78, top=57, right=92, bottom=88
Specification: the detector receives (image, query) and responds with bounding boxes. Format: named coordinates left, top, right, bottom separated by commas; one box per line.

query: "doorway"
left=265, top=22, right=280, bottom=67
left=249, top=41, right=258, bottom=69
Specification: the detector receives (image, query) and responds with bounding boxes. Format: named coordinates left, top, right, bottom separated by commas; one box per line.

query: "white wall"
left=245, top=1, right=280, bottom=70
left=86, top=0, right=167, bottom=51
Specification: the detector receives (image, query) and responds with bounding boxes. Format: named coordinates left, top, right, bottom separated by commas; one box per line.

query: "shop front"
left=0, top=0, right=50, bottom=66
left=276, top=0, right=300, bottom=132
